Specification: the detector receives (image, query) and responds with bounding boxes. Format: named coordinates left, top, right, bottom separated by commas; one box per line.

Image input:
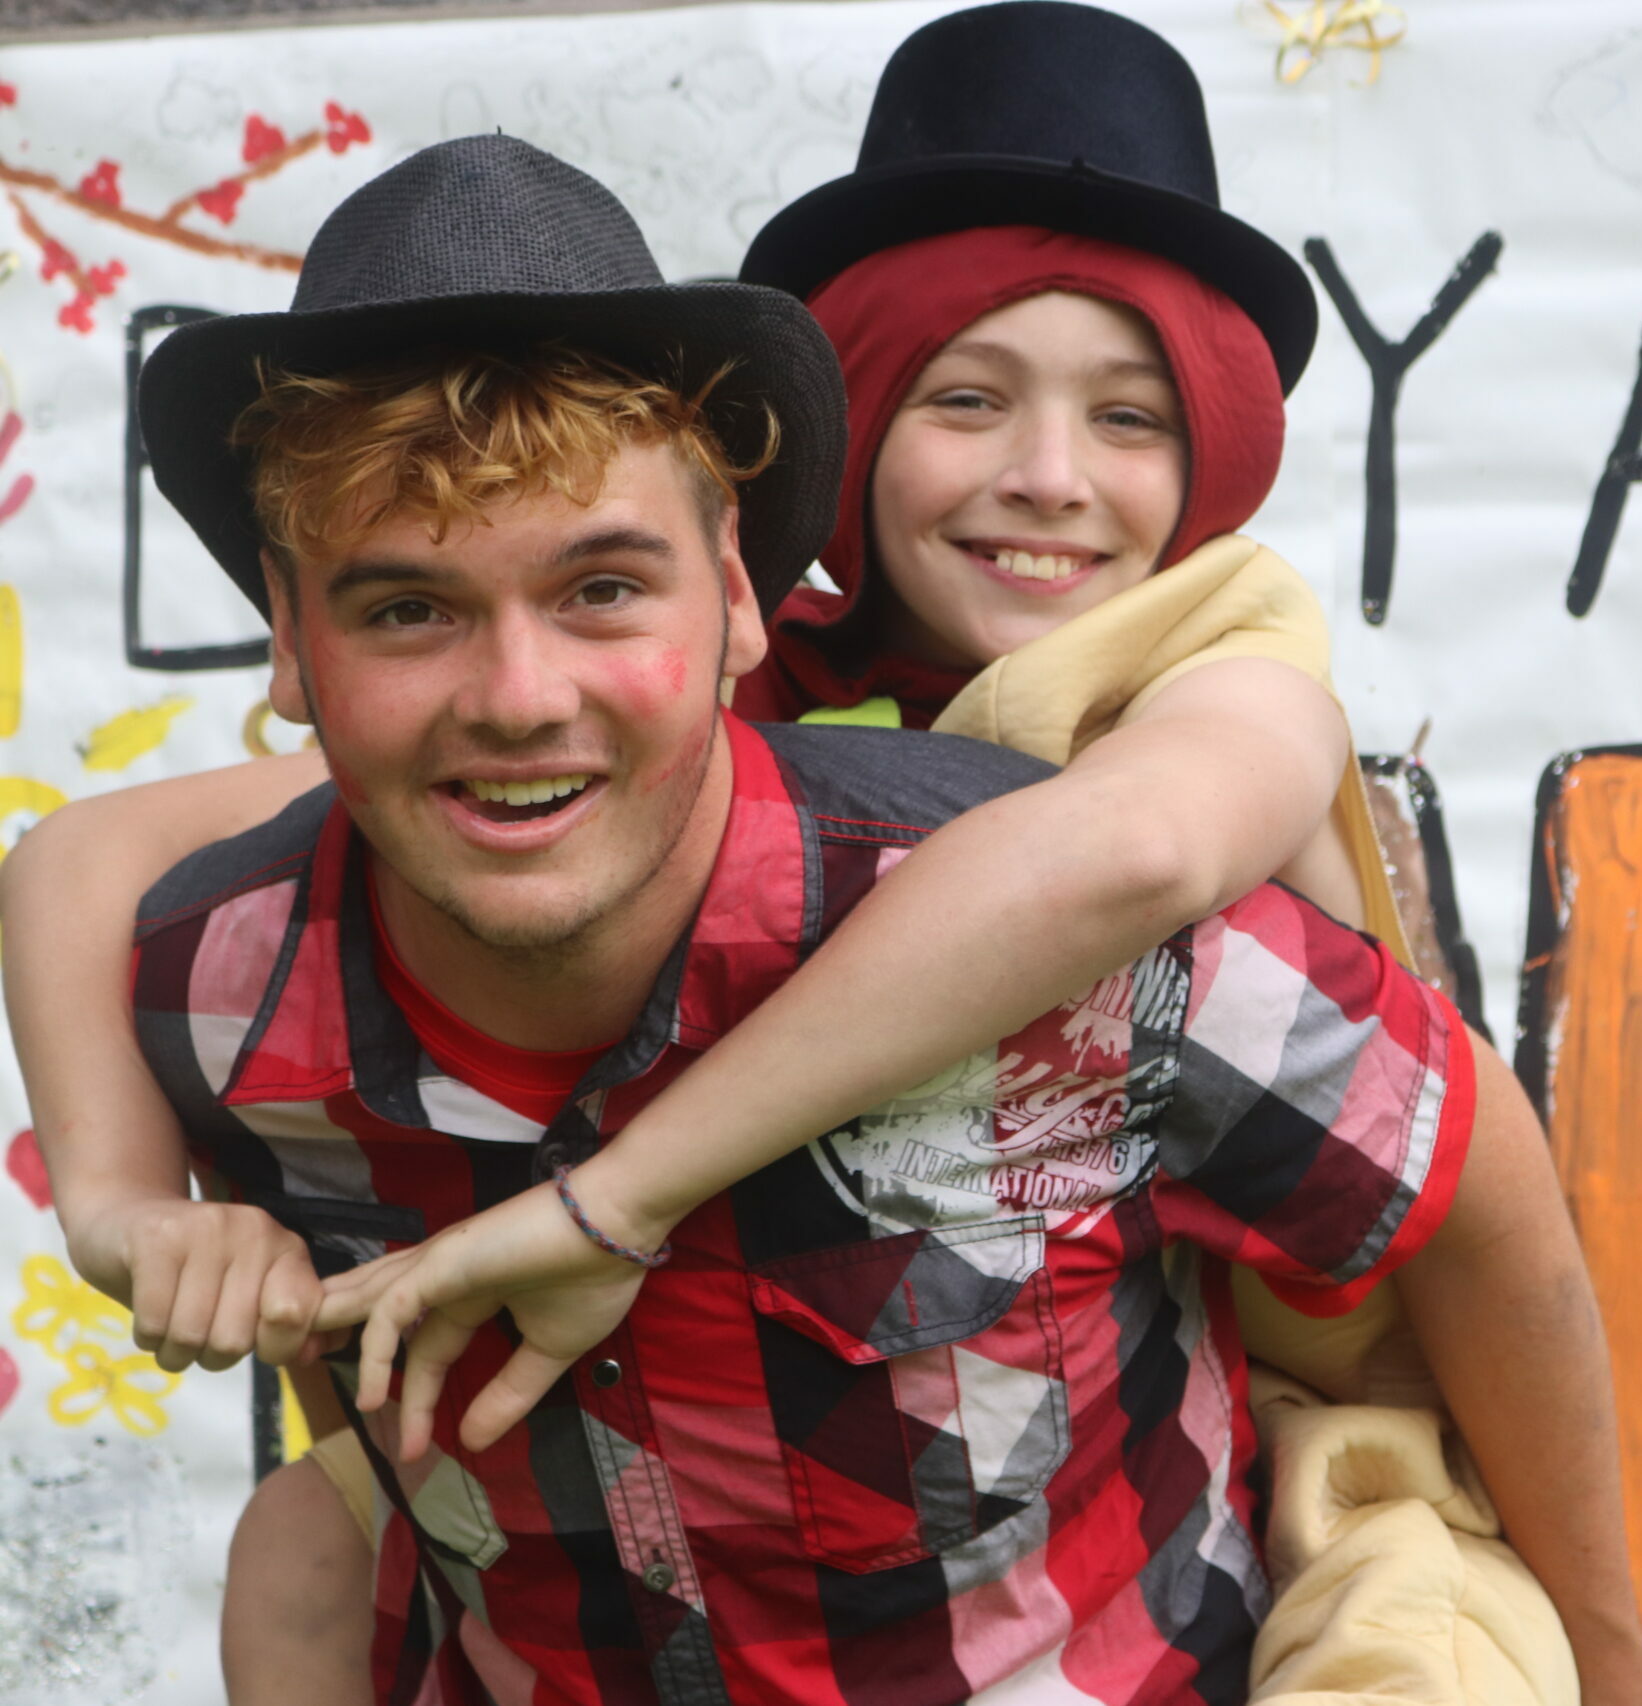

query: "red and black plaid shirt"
left=133, top=715, right=1472, bottom=1706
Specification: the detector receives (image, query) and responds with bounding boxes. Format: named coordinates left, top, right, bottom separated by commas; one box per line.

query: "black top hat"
left=740, top=1, right=1316, bottom=393
left=139, top=136, right=845, bottom=619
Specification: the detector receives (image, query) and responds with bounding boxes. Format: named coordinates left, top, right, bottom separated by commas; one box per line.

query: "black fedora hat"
left=740, top=1, right=1316, bottom=393
left=139, top=135, right=845, bottom=619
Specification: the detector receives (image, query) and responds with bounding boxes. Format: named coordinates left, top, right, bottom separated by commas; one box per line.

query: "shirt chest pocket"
left=748, top=1217, right=1069, bottom=1575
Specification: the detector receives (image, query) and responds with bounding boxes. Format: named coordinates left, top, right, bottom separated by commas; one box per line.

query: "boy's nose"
left=995, top=415, right=1095, bottom=515
left=453, top=608, right=582, bottom=739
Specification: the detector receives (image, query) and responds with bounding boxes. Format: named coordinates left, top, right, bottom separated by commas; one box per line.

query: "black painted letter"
left=1305, top=233, right=1504, bottom=626
left=1566, top=333, right=1642, bottom=617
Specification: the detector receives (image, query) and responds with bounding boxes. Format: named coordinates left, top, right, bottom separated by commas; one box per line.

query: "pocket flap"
left=749, top=1217, right=1045, bottom=1363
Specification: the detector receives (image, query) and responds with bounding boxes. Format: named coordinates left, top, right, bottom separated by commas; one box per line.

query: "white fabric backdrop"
left=0, top=2, right=1637, bottom=1698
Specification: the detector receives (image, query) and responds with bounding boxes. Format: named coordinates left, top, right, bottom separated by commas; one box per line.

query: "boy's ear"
left=717, top=506, right=768, bottom=683
left=261, top=549, right=314, bottom=728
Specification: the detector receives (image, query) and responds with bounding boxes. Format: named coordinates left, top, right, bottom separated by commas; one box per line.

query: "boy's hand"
left=69, top=1196, right=326, bottom=1373
left=315, top=1179, right=649, bottom=1460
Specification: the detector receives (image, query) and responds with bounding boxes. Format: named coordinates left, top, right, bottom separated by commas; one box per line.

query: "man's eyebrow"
left=322, top=527, right=679, bottom=603
left=324, top=559, right=457, bottom=603
left=553, top=526, right=678, bottom=567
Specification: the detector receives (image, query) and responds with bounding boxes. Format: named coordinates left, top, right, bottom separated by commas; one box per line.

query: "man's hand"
left=69, top=1195, right=326, bottom=1373
left=315, top=1180, right=649, bottom=1460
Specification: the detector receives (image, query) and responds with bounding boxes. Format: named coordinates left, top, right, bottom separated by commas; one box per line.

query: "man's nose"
left=996, top=413, right=1095, bottom=515
left=453, top=607, right=582, bottom=738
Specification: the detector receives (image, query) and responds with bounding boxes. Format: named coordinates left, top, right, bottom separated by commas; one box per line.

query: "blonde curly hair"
left=237, top=344, right=777, bottom=569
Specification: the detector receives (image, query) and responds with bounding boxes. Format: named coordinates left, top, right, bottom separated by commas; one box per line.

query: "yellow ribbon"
left=1248, top=0, right=1407, bottom=85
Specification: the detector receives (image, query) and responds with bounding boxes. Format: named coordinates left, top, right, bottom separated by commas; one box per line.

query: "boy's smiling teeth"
left=976, top=545, right=1089, bottom=581
left=465, top=774, right=592, bottom=806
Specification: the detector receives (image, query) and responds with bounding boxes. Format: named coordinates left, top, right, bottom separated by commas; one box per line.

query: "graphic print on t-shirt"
left=824, top=953, right=1186, bottom=1235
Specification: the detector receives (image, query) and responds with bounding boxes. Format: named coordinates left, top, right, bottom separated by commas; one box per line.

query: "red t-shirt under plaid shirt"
left=131, top=715, right=1472, bottom=1706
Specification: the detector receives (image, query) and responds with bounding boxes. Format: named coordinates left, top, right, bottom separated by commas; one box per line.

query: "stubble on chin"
left=375, top=706, right=725, bottom=972
left=424, top=884, right=605, bottom=964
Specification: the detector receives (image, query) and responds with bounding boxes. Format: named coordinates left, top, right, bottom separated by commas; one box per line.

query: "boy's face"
left=868, top=290, right=1188, bottom=670
left=265, top=440, right=766, bottom=964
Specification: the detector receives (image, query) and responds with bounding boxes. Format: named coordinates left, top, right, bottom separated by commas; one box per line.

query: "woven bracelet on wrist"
left=552, top=1165, right=672, bottom=1270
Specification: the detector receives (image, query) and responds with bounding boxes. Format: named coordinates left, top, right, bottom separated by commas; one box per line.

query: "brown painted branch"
left=158, top=128, right=323, bottom=226
left=0, top=155, right=302, bottom=271
left=5, top=188, right=91, bottom=294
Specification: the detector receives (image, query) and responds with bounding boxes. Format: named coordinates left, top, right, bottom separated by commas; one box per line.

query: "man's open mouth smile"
left=439, top=774, right=605, bottom=843
left=456, top=774, right=593, bottom=823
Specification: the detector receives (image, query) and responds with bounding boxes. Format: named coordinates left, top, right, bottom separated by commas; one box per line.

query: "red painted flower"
left=0, top=1349, right=17, bottom=1419
left=40, top=238, right=74, bottom=283
left=196, top=179, right=244, bottom=225
left=77, top=158, right=121, bottom=209
left=86, top=258, right=126, bottom=296
left=324, top=101, right=371, bottom=155
left=242, top=113, right=287, bottom=164
left=6, top=1129, right=51, bottom=1209
left=0, top=83, right=16, bottom=107
left=59, top=290, right=96, bottom=334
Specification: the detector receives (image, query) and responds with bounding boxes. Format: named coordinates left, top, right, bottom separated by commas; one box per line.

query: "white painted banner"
left=0, top=3, right=1638, bottom=1699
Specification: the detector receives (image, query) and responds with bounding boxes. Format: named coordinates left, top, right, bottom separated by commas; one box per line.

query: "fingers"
left=317, top=1245, right=508, bottom=1454
left=127, top=1234, right=187, bottom=1362
left=396, top=1311, right=480, bottom=1462
left=314, top=1250, right=425, bottom=1411
left=194, top=1245, right=268, bottom=1373
left=458, top=1344, right=570, bottom=1455
left=314, top=1247, right=420, bottom=1333
left=140, top=1232, right=254, bottom=1373
left=125, top=1206, right=320, bottom=1375
left=255, top=1246, right=326, bottom=1367
left=294, top=1326, right=352, bottom=1365
left=352, top=1269, right=439, bottom=1414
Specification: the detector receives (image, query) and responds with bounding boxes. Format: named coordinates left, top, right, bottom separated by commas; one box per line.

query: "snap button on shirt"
left=642, top=1561, right=676, bottom=1594
left=591, top=1359, right=622, bottom=1388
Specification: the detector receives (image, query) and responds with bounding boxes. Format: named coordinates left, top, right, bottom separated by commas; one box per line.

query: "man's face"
left=266, top=441, right=766, bottom=966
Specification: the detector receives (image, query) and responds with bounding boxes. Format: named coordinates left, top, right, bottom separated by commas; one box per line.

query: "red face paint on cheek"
left=326, top=754, right=370, bottom=809
left=602, top=644, right=693, bottom=720
left=296, top=626, right=370, bottom=807
left=600, top=657, right=657, bottom=723
left=644, top=709, right=716, bottom=793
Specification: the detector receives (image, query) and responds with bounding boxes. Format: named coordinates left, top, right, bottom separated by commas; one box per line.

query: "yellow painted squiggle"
left=47, top=1341, right=181, bottom=1438
left=11, top=1253, right=181, bottom=1435
left=79, top=695, right=193, bottom=771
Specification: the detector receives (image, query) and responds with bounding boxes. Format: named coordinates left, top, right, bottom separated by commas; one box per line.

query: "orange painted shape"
left=1539, top=752, right=1642, bottom=1582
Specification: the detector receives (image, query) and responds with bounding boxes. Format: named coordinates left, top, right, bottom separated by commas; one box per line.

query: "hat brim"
left=138, top=283, right=845, bottom=620
left=740, top=156, right=1316, bottom=394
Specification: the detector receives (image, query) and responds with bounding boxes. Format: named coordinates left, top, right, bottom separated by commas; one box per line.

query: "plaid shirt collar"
left=222, top=712, right=815, bottom=1132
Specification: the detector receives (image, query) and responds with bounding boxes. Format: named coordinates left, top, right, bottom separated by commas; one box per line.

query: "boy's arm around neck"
left=0, top=750, right=330, bottom=1369
left=579, top=658, right=1349, bottom=1247
left=1395, top=1030, right=1642, bottom=1704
